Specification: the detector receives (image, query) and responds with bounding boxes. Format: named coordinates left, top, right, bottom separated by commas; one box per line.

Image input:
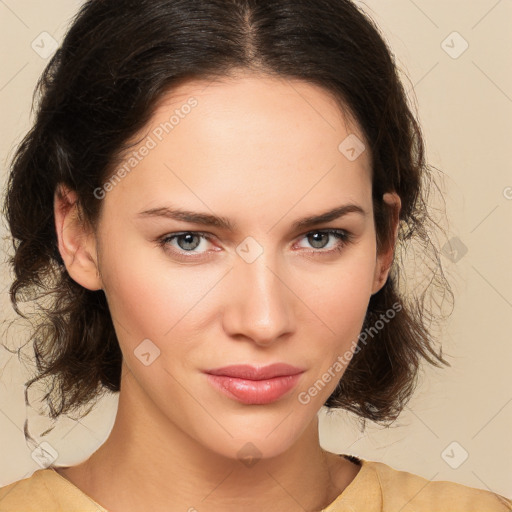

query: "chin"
left=192, top=411, right=314, bottom=464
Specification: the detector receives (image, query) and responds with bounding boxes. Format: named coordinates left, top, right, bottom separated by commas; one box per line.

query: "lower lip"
left=205, top=373, right=303, bottom=405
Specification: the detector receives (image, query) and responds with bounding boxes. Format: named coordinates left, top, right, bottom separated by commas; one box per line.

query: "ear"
left=371, top=191, right=401, bottom=296
left=54, top=184, right=103, bottom=291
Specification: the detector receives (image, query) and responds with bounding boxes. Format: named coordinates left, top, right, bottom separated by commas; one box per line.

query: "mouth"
left=203, top=363, right=305, bottom=405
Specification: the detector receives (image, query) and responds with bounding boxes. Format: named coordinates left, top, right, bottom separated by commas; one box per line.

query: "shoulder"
left=0, top=470, right=54, bottom=511
left=0, top=469, right=105, bottom=512
left=365, top=459, right=512, bottom=512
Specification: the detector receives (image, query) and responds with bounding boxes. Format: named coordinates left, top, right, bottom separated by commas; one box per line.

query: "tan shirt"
left=1, top=455, right=511, bottom=511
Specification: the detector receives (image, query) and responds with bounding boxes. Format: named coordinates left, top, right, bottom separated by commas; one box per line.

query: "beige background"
left=1, top=0, right=511, bottom=499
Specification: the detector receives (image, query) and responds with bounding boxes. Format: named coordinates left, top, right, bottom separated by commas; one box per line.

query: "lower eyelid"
left=297, top=231, right=352, bottom=250
left=158, top=229, right=353, bottom=256
left=164, top=232, right=214, bottom=250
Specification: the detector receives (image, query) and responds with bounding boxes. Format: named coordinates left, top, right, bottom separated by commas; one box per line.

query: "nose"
left=221, top=250, right=296, bottom=346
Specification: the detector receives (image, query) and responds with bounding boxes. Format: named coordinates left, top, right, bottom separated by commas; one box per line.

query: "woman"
left=1, top=0, right=510, bottom=510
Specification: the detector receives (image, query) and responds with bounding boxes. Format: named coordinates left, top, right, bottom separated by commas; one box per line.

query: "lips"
left=204, top=364, right=305, bottom=405
left=204, top=363, right=304, bottom=380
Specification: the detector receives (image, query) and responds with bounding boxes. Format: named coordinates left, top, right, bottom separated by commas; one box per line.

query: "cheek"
left=99, top=226, right=376, bottom=351
left=292, top=247, right=377, bottom=372
left=98, top=238, right=222, bottom=347
left=299, top=248, right=375, bottom=324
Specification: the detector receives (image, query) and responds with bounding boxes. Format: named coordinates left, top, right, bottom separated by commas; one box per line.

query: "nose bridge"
left=222, top=244, right=294, bottom=344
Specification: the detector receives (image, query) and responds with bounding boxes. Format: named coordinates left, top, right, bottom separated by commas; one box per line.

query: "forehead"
left=103, top=73, right=373, bottom=226
left=152, top=73, right=367, bottom=155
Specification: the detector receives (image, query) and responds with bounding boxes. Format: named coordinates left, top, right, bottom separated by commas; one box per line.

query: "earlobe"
left=54, top=184, right=103, bottom=291
left=371, top=191, right=401, bottom=296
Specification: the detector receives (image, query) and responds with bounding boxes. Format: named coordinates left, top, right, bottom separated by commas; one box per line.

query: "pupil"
left=309, top=232, right=327, bottom=249
left=179, top=233, right=199, bottom=250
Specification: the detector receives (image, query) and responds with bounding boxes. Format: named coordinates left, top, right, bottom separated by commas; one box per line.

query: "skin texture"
left=53, top=72, right=401, bottom=512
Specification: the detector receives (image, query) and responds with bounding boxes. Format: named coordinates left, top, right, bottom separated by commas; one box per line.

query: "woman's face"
left=58, top=73, right=398, bottom=461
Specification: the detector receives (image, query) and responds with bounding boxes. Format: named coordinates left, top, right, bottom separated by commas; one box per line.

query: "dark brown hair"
left=2, top=0, right=453, bottom=435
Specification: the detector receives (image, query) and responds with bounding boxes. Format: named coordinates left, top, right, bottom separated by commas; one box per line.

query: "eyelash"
left=156, top=229, right=354, bottom=260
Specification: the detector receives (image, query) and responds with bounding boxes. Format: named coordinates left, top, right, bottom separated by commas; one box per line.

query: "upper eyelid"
left=164, top=227, right=349, bottom=238
left=162, top=228, right=350, bottom=247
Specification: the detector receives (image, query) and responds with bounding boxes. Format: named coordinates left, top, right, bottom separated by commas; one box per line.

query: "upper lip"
left=204, top=363, right=305, bottom=380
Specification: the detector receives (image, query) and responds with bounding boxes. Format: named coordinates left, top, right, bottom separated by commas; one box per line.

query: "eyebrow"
left=137, top=203, right=367, bottom=231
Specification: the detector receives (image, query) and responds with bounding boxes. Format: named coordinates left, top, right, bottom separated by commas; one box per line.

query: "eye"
left=157, top=231, right=217, bottom=260
left=295, top=229, right=354, bottom=255
left=156, top=228, right=354, bottom=261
